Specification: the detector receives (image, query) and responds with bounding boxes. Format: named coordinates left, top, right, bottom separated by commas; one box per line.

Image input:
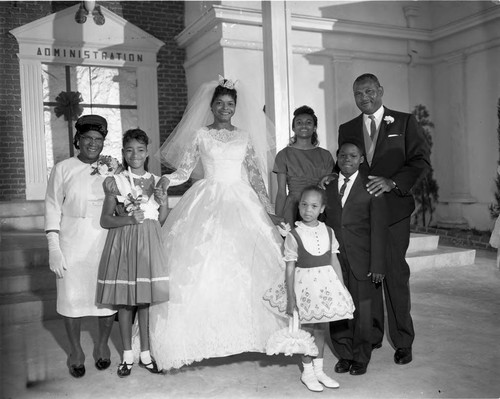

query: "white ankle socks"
left=140, top=350, right=152, bottom=365
left=123, top=350, right=134, bottom=365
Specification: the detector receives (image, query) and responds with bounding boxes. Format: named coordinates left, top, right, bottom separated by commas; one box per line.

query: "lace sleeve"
left=243, top=138, right=274, bottom=214
left=163, top=133, right=201, bottom=186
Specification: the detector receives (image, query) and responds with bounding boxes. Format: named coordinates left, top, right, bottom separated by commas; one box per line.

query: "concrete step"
left=0, top=247, right=48, bottom=271
left=407, top=233, right=439, bottom=253
left=0, top=267, right=55, bottom=295
left=0, top=231, right=56, bottom=323
left=0, top=200, right=45, bottom=231
left=0, top=290, right=58, bottom=325
left=0, top=230, right=47, bottom=269
left=407, top=246, right=476, bottom=270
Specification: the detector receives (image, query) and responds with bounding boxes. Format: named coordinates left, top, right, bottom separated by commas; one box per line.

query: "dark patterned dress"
left=96, top=172, right=169, bottom=306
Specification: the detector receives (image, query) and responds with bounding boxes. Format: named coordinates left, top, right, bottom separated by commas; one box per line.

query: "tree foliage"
left=411, top=104, right=439, bottom=226
left=489, top=98, right=500, bottom=219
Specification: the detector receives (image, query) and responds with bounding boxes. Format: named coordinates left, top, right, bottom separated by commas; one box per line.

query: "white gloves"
left=47, top=232, right=67, bottom=278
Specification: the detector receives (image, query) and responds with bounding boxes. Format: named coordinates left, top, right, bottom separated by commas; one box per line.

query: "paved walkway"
left=1, top=250, right=499, bottom=399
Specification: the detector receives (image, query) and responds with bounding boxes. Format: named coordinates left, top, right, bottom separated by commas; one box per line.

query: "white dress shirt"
left=338, top=170, right=359, bottom=207
left=363, top=105, right=384, bottom=136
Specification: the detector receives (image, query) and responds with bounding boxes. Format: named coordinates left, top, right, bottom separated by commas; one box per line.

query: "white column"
left=261, top=0, right=293, bottom=152
left=137, top=65, right=161, bottom=175
left=261, top=1, right=293, bottom=201
left=330, top=54, right=354, bottom=150
left=19, top=59, right=47, bottom=200
left=404, top=6, right=419, bottom=102
left=404, top=6, right=419, bottom=60
left=438, top=52, right=475, bottom=228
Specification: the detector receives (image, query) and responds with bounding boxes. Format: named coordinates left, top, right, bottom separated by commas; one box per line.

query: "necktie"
left=369, top=115, right=376, bottom=140
left=339, top=177, right=350, bottom=198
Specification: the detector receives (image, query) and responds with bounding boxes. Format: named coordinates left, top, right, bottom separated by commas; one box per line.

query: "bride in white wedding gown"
left=149, top=77, right=287, bottom=370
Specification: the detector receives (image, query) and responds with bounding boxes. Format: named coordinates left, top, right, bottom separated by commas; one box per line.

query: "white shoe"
left=301, top=372, right=324, bottom=392
left=315, top=370, right=340, bottom=389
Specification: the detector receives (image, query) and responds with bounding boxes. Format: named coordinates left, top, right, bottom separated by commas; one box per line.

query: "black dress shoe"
left=394, top=348, right=412, bottom=365
left=349, top=361, right=367, bottom=376
left=117, top=362, right=133, bottom=378
left=372, top=342, right=382, bottom=350
left=139, top=358, right=161, bottom=374
left=95, top=358, right=111, bottom=370
left=334, top=359, right=352, bottom=373
left=69, top=364, right=86, bottom=378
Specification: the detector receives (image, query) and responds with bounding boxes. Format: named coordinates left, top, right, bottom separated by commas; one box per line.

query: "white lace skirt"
left=148, top=178, right=287, bottom=370
left=263, top=265, right=355, bottom=324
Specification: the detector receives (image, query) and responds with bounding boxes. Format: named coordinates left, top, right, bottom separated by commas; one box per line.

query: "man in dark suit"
left=324, top=141, right=389, bottom=375
left=336, top=73, right=430, bottom=366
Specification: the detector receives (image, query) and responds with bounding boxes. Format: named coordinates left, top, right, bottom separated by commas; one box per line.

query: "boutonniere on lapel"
left=383, top=116, right=395, bottom=125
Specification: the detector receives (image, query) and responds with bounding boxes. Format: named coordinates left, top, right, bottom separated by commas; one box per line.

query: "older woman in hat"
left=45, top=114, right=118, bottom=378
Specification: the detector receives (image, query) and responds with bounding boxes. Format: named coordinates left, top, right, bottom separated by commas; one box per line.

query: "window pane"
left=42, top=64, right=138, bottom=173
left=41, top=64, right=66, bottom=102
left=77, top=66, right=137, bottom=106
left=44, top=106, right=71, bottom=175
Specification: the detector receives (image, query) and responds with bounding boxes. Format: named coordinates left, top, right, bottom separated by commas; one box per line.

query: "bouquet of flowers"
left=116, top=168, right=149, bottom=216
left=121, top=189, right=149, bottom=215
left=122, top=192, right=146, bottom=214
left=91, top=155, right=121, bottom=176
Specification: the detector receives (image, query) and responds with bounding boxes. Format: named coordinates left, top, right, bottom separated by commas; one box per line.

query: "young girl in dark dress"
left=96, top=129, right=169, bottom=377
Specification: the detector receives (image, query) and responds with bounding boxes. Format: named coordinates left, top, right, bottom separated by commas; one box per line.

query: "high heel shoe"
left=139, top=358, right=161, bottom=374
left=69, top=364, right=86, bottom=378
left=117, top=362, right=133, bottom=378
left=95, top=358, right=111, bottom=370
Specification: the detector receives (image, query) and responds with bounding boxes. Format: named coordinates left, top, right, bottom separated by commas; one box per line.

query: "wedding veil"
left=157, top=77, right=276, bottom=188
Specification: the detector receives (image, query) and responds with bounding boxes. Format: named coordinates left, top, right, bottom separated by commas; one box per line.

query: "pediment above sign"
left=10, top=3, right=166, bottom=200
left=11, top=4, right=164, bottom=57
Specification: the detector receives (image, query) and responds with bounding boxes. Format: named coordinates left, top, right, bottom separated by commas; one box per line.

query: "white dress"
left=149, top=127, right=287, bottom=370
left=44, top=157, right=116, bottom=317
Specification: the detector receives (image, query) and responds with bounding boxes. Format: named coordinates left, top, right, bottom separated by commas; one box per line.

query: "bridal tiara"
left=218, top=74, right=237, bottom=90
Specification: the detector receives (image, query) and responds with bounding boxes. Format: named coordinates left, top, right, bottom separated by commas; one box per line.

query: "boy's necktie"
left=369, top=115, right=376, bottom=140
left=339, top=177, right=350, bottom=197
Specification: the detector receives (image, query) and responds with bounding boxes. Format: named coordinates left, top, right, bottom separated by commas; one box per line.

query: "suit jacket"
left=324, top=173, right=388, bottom=281
left=338, top=107, right=430, bottom=225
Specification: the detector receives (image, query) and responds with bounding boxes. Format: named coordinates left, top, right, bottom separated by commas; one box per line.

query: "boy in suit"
left=324, top=141, right=389, bottom=375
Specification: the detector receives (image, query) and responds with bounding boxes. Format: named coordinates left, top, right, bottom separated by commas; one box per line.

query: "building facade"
left=1, top=1, right=499, bottom=231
